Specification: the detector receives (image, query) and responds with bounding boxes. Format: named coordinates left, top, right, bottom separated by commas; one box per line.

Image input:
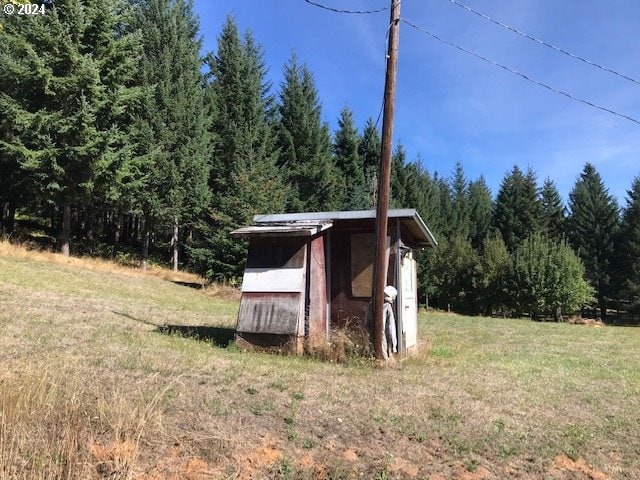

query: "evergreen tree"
left=0, top=120, right=25, bottom=236
left=492, top=166, right=541, bottom=252
left=358, top=117, right=381, bottom=207
left=450, top=162, right=470, bottom=240
left=390, top=144, right=408, bottom=208
left=0, top=0, right=142, bottom=255
left=333, top=106, right=367, bottom=210
left=617, top=176, right=640, bottom=312
left=540, top=178, right=565, bottom=240
left=202, top=157, right=289, bottom=280
left=410, top=160, right=441, bottom=230
left=435, top=174, right=453, bottom=238
left=190, top=17, right=288, bottom=280
left=410, top=165, right=442, bottom=304
left=89, top=3, right=148, bottom=249
left=134, top=0, right=211, bottom=270
left=468, top=176, right=493, bottom=250
left=567, top=163, right=619, bottom=320
left=277, top=53, right=337, bottom=211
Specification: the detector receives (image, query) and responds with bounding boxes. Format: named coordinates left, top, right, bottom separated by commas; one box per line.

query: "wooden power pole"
left=373, top=0, right=401, bottom=360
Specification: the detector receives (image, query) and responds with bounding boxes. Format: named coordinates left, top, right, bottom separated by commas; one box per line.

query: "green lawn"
left=1, top=250, right=638, bottom=479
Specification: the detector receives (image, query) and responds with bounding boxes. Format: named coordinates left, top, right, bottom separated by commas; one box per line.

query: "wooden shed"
left=230, top=209, right=437, bottom=357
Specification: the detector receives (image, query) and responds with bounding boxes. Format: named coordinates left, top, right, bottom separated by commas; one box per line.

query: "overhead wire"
left=446, top=0, right=640, bottom=86
left=300, top=0, right=639, bottom=126
left=401, top=18, right=640, bottom=126
left=301, top=0, right=398, bottom=128
left=302, top=0, right=387, bottom=15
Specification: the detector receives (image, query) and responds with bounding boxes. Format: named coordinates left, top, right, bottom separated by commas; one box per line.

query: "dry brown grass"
left=201, top=282, right=242, bottom=301
left=0, top=364, right=173, bottom=480
left=304, top=325, right=373, bottom=363
left=0, top=240, right=204, bottom=285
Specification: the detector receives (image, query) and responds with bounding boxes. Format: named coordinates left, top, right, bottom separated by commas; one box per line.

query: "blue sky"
left=193, top=0, right=640, bottom=206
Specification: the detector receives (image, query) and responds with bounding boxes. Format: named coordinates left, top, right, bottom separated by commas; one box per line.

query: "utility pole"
left=372, top=0, right=401, bottom=360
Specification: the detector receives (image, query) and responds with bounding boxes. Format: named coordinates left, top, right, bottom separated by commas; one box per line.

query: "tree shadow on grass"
left=170, top=280, right=205, bottom=289
left=157, top=325, right=236, bottom=347
left=112, top=311, right=236, bottom=347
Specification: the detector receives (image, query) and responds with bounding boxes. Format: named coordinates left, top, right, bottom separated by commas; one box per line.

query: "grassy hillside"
left=1, top=243, right=639, bottom=479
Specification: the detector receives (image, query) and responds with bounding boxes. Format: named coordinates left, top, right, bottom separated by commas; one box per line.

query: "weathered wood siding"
left=308, top=235, right=327, bottom=337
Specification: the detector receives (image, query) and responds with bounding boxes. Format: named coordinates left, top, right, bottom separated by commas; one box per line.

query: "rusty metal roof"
left=252, top=209, right=437, bottom=248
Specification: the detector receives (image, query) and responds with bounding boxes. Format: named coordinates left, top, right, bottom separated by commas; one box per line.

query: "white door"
left=401, top=250, right=418, bottom=350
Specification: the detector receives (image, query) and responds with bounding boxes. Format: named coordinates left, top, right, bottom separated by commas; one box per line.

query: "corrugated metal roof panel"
left=254, top=209, right=414, bottom=223
left=252, top=209, right=437, bottom=248
left=231, top=222, right=332, bottom=237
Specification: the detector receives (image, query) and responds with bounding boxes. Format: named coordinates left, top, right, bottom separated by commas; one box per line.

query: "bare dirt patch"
left=551, top=454, right=609, bottom=480
left=567, top=316, right=605, bottom=327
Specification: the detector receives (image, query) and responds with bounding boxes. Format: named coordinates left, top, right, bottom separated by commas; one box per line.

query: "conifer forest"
left=2, top=0, right=639, bottom=322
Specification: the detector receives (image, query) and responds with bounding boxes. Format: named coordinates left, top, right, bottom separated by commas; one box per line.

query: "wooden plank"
left=236, top=292, right=301, bottom=334
left=241, top=267, right=304, bottom=293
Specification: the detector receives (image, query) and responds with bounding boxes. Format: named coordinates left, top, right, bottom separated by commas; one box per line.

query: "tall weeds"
left=0, top=366, right=170, bottom=479
left=305, top=324, right=373, bottom=363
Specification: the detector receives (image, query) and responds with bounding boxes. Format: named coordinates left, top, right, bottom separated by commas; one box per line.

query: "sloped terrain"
left=1, top=245, right=639, bottom=479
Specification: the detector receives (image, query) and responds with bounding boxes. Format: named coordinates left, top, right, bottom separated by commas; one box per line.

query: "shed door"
left=401, top=250, right=418, bottom=350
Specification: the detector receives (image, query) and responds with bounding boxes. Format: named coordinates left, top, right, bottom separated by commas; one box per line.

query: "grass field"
left=1, top=242, right=639, bottom=479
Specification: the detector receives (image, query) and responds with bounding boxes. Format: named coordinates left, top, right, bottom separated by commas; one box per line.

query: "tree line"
left=1, top=1, right=639, bottom=321
left=411, top=162, right=638, bottom=322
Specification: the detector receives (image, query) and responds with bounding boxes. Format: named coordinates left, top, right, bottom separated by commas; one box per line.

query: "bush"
left=509, top=233, right=594, bottom=320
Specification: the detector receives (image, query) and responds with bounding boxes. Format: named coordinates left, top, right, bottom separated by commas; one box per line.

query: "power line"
left=303, top=0, right=387, bottom=15
left=401, top=18, right=640, bottom=127
left=301, top=0, right=398, bottom=127
left=447, top=0, right=640, bottom=86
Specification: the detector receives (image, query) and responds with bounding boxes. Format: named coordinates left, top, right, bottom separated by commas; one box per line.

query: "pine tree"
left=134, top=0, right=211, bottom=270
left=567, top=163, right=619, bottom=320
left=333, top=106, right=367, bottom=210
left=89, top=3, right=148, bottom=249
left=0, top=120, right=25, bottom=236
left=450, top=162, right=470, bottom=240
left=410, top=161, right=441, bottom=229
left=468, top=176, right=493, bottom=250
left=435, top=174, right=453, bottom=238
left=409, top=164, right=442, bottom=304
left=190, top=17, right=288, bottom=280
left=207, top=16, right=245, bottom=191
left=492, top=166, right=541, bottom=252
left=277, top=53, right=337, bottom=212
left=0, top=0, right=142, bottom=255
left=617, top=176, right=640, bottom=312
left=540, top=178, right=565, bottom=240
left=390, top=144, right=409, bottom=208
left=358, top=117, right=381, bottom=206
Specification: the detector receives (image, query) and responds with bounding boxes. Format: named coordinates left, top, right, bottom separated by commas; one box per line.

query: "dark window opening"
left=246, top=237, right=306, bottom=269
